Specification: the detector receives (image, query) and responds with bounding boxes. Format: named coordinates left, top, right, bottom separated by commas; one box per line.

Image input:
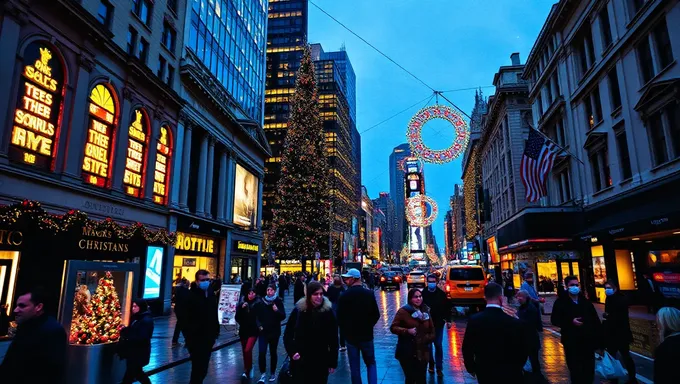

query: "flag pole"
left=523, top=113, right=585, bottom=166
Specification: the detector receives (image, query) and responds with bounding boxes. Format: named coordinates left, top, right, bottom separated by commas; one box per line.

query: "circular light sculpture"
left=407, top=105, right=470, bottom=164
left=406, top=195, right=438, bottom=227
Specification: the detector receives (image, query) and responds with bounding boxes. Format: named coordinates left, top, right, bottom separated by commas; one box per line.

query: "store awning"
left=496, top=207, right=583, bottom=251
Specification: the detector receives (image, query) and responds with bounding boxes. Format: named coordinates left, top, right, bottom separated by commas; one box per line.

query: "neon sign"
left=9, top=43, right=65, bottom=169
left=153, top=126, right=172, bottom=205
left=123, top=109, right=148, bottom=197
left=83, top=85, right=116, bottom=187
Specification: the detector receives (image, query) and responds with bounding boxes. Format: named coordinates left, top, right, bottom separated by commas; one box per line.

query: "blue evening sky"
left=308, top=0, right=555, bottom=252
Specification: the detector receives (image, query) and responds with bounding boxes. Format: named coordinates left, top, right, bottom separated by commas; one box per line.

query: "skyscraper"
left=262, top=0, right=309, bottom=229
left=389, top=143, right=411, bottom=250
left=373, top=192, right=396, bottom=254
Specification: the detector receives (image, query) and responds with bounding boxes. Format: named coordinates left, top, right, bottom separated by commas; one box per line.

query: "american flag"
left=520, top=129, right=560, bottom=202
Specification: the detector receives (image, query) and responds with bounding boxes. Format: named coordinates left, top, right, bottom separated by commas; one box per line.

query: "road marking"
left=543, top=328, right=654, bottom=384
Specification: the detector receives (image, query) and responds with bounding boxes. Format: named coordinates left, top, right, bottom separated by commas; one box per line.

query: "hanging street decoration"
left=406, top=194, right=438, bottom=227
left=426, top=244, right=440, bottom=265
left=406, top=105, right=470, bottom=164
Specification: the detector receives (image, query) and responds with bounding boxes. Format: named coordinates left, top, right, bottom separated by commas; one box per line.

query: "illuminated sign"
left=123, top=109, right=148, bottom=197
left=233, top=240, right=259, bottom=254
left=153, top=126, right=172, bottom=205
left=9, top=43, right=64, bottom=169
left=143, top=246, right=164, bottom=299
left=83, top=85, right=116, bottom=187
left=175, top=232, right=216, bottom=254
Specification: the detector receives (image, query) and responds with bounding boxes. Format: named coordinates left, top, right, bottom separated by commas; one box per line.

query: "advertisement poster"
left=592, top=256, right=607, bottom=286
left=410, top=226, right=424, bottom=251
left=218, top=284, right=242, bottom=325
left=233, top=164, right=258, bottom=227
left=143, top=246, right=164, bottom=299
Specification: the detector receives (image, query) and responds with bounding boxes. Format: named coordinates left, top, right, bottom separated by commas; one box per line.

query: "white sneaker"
left=258, top=373, right=266, bottom=383
left=339, top=346, right=347, bottom=352
left=241, top=372, right=249, bottom=379
left=269, top=373, right=277, bottom=382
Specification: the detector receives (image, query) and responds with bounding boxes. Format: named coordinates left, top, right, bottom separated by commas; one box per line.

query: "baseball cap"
left=341, top=268, right=361, bottom=279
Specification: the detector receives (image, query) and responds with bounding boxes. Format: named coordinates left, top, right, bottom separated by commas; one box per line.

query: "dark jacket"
left=421, top=287, right=451, bottom=327
left=184, top=286, right=220, bottom=349
left=654, top=333, right=680, bottom=384
left=337, top=285, right=380, bottom=344
left=603, top=291, right=633, bottom=347
left=235, top=297, right=260, bottom=339
left=551, top=295, right=602, bottom=350
left=325, top=284, right=345, bottom=305
left=255, top=296, right=286, bottom=339
left=120, top=310, right=154, bottom=366
left=293, top=279, right=306, bottom=303
left=278, top=275, right=288, bottom=291
left=517, top=302, right=542, bottom=353
left=283, top=297, right=339, bottom=370
left=0, top=314, right=67, bottom=383
left=390, top=305, right=435, bottom=362
left=174, top=284, right=190, bottom=320
left=462, top=307, right=528, bottom=384
left=256, top=280, right=268, bottom=298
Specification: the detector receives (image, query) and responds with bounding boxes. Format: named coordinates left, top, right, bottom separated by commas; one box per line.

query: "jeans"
left=398, top=358, right=427, bottom=384
left=189, top=344, right=213, bottom=384
left=258, top=334, right=279, bottom=374
left=241, top=336, right=257, bottom=374
left=346, top=341, right=377, bottom=384
left=428, top=325, right=444, bottom=372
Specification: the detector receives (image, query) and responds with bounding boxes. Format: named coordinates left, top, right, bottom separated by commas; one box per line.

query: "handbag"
left=595, top=351, right=627, bottom=380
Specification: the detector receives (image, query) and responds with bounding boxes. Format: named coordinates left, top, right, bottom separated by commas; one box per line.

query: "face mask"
left=198, top=281, right=210, bottom=290
left=605, top=288, right=615, bottom=296
left=568, top=286, right=580, bottom=296
left=427, top=282, right=437, bottom=291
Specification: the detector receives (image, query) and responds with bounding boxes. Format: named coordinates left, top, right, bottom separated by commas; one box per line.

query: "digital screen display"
left=143, top=246, right=164, bottom=299
left=83, top=85, right=116, bottom=187
left=153, top=126, right=171, bottom=205
left=123, top=109, right=148, bottom=197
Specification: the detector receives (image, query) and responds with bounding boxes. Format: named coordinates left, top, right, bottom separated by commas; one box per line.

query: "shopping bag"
left=595, top=352, right=628, bottom=380
left=523, top=358, right=533, bottom=373
left=278, top=357, right=293, bottom=384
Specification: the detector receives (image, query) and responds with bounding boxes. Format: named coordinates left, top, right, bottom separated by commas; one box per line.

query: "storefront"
left=227, top=233, right=261, bottom=282
left=172, top=216, right=226, bottom=285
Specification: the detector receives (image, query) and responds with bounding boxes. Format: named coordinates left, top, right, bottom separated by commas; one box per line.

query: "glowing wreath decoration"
left=407, top=105, right=470, bottom=164
left=406, top=195, right=438, bottom=227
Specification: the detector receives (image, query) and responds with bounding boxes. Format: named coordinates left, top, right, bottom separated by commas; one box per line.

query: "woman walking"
left=255, top=284, right=286, bottom=383
left=602, top=280, right=637, bottom=384
left=235, top=288, right=260, bottom=379
left=325, top=274, right=347, bottom=351
left=283, top=281, right=338, bottom=384
left=390, top=288, right=435, bottom=384
left=654, top=307, right=680, bottom=384
left=120, top=299, right=154, bottom=384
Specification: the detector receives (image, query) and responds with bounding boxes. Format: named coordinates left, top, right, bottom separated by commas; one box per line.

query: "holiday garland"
left=0, top=200, right=176, bottom=245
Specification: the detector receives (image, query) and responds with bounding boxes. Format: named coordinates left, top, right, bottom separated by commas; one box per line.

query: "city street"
left=148, top=285, right=655, bottom=384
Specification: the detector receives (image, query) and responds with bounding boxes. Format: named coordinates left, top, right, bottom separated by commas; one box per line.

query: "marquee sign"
left=83, top=85, right=116, bottom=187
left=233, top=240, right=259, bottom=254
left=9, top=42, right=65, bottom=169
left=123, top=109, right=148, bottom=197
left=407, top=105, right=469, bottom=164
left=153, top=126, right=171, bottom=205
left=175, top=232, right=216, bottom=254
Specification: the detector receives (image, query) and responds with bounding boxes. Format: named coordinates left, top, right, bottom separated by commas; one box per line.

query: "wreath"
left=407, top=105, right=470, bottom=164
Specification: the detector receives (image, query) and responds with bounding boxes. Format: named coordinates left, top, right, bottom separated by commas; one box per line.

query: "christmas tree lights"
left=464, top=148, right=481, bottom=240
left=69, top=271, right=123, bottom=345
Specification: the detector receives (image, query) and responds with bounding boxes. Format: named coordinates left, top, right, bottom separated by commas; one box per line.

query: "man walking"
left=421, top=274, right=451, bottom=377
left=521, top=272, right=545, bottom=309
left=325, top=274, right=347, bottom=351
left=551, top=275, right=601, bottom=384
left=185, top=270, right=220, bottom=384
left=172, top=279, right=190, bottom=346
left=462, top=282, right=528, bottom=383
left=517, top=290, right=546, bottom=382
left=293, top=273, right=306, bottom=303
left=337, top=268, right=380, bottom=384
left=0, top=287, right=67, bottom=383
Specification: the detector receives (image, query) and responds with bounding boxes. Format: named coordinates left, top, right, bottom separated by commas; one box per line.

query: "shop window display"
left=69, top=271, right=125, bottom=345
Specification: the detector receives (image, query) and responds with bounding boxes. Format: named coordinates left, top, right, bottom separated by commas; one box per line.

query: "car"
left=442, top=265, right=488, bottom=310
left=379, top=272, right=402, bottom=290
left=406, top=271, right=426, bottom=289
left=390, top=266, right=405, bottom=278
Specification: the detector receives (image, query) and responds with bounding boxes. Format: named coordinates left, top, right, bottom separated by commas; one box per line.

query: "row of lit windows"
left=265, top=96, right=290, bottom=103
left=265, top=88, right=295, bottom=95
left=264, top=123, right=289, bottom=129
left=267, top=46, right=303, bottom=53
left=268, top=11, right=303, bottom=18
left=265, top=157, right=282, bottom=163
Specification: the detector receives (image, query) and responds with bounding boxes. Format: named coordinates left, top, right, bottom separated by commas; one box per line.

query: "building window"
left=653, top=20, right=674, bottom=70
left=585, top=87, right=603, bottom=129
left=536, top=92, right=544, bottom=117
left=576, top=25, right=595, bottom=78
left=615, top=127, right=632, bottom=180
left=589, top=140, right=612, bottom=192
left=167, top=0, right=178, bottom=14
left=556, top=167, right=572, bottom=204
left=599, top=5, right=613, bottom=49
left=158, top=56, right=167, bottom=79
left=138, top=38, right=149, bottom=63
left=83, top=84, right=118, bottom=188
left=167, top=65, right=175, bottom=86
left=638, top=20, right=675, bottom=85
left=629, top=0, right=648, bottom=17
left=126, top=27, right=138, bottom=55
left=162, top=22, right=176, bottom=52
left=132, top=0, right=152, bottom=25
left=97, top=1, right=113, bottom=28
left=608, top=68, right=622, bottom=111
left=638, top=37, right=655, bottom=84
left=646, top=103, right=680, bottom=167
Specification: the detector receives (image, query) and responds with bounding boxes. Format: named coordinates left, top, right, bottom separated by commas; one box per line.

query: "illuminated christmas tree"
left=269, top=45, right=331, bottom=271
left=69, top=271, right=123, bottom=344
left=69, top=285, right=95, bottom=344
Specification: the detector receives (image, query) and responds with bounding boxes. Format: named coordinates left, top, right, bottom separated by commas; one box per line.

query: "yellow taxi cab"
left=442, top=265, right=488, bottom=309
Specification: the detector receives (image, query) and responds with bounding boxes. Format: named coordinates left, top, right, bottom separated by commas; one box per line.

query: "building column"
left=111, top=89, right=134, bottom=192
left=195, top=133, right=209, bottom=216
left=256, top=175, right=264, bottom=231
left=216, top=150, right=228, bottom=221
left=62, top=54, right=95, bottom=178
left=144, top=111, right=162, bottom=202
left=225, top=151, right=237, bottom=223
left=204, top=138, right=215, bottom=217
left=178, top=123, right=192, bottom=210
left=0, top=7, right=25, bottom=155
left=169, top=117, right=186, bottom=209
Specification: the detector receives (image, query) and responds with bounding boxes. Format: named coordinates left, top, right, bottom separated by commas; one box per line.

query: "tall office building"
left=389, top=143, right=412, bottom=250
left=262, top=0, right=309, bottom=229
left=373, top=192, right=396, bottom=254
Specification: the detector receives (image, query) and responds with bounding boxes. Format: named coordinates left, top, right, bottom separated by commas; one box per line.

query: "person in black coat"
left=325, top=274, right=347, bottom=350
left=293, top=273, right=307, bottom=303
left=603, top=280, right=637, bottom=384
left=255, top=277, right=268, bottom=298
left=517, top=290, right=545, bottom=382
left=185, top=270, right=220, bottom=384
left=172, top=279, right=190, bottom=346
left=235, top=288, right=260, bottom=379
left=278, top=274, right=288, bottom=298
left=120, top=299, right=154, bottom=384
left=254, top=284, right=286, bottom=383
left=654, top=306, right=680, bottom=384
left=284, top=281, right=338, bottom=384
left=421, top=274, right=452, bottom=376
left=551, top=275, right=602, bottom=384
left=0, top=288, right=67, bottom=383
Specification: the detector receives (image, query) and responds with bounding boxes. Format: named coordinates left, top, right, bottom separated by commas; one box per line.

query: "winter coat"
left=517, top=302, right=542, bottom=353
left=421, top=287, right=452, bottom=327
left=119, top=310, right=154, bottom=366
left=174, top=285, right=190, bottom=320
left=390, top=304, right=435, bottom=362
left=293, top=279, right=306, bottom=303
left=255, top=296, right=286, bottom=339
left=0, top=314, right=67, bottom=383
left=337, top=285, right=380, bottom=344
left=550, top=295, right=602, bottom=350
left=256, top=280, right=268, bottom=298
left=283, top=297, right=339, bottom=370
left=235, top=297, right=260, bottom=339
left=603, top=291, right=633, bottom=347
left=184, top=286, right=220, bottom=349
left=654, top=333, right=680, bottom=384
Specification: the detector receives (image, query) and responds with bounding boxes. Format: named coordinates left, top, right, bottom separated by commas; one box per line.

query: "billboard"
left=233, top=164, right=258, bottom=227
left=410, top=226, right=425, bottom=251
left=143, top=246, right=164, bottom=299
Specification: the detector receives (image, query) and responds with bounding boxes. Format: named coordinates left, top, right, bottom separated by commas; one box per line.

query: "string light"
left=464, top=147, right=481, bottom=240
left=406, top=195, right=438, bottom=227
left=407, top=105, right=470, bottom=164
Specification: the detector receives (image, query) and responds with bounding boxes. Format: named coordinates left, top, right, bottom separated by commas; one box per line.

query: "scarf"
left=403, top=304, right=430, bottom=321
left=263, top=295, right=277, bottom=305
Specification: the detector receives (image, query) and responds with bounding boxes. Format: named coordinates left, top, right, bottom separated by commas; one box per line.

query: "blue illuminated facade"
left=187, top=0, right=268, bottom=122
